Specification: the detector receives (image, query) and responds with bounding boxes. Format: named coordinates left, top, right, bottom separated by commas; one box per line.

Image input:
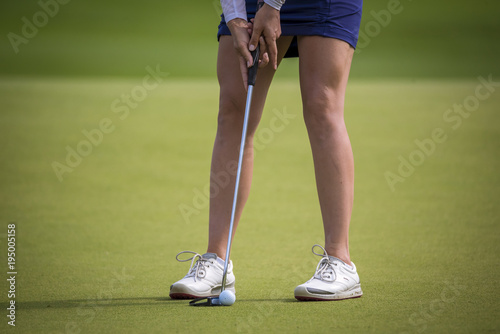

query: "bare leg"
left=297, top=36, right=355, bottom=265
left=207, top=36, right=293, bottom=260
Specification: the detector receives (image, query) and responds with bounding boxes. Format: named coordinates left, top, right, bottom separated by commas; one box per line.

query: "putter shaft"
left=221, top=84, right=254, bottom=291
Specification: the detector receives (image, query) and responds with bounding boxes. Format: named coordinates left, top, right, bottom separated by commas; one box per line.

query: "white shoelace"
left=176, top=251, right=212, bottom=281
left=311, top=244, right=338, bottom=282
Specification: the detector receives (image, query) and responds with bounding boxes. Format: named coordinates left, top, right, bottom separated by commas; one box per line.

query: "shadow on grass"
left=12, top=297, right=300, bottom=310
left=232, top=298, right=297, bottom=303
left=13, top=297, right=185, bottom=310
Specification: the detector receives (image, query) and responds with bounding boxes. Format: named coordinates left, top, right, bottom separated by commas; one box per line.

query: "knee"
left=216, top=94, right=257, bottom=146
left=217, top=93, right=245, bottom=131
left=302, top=87, right=345, bottom=131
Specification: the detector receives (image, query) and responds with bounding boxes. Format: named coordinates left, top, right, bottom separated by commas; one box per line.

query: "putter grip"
left=247, top=0, right=264, bottom=87
left=248, top=45, right=260, bottom=87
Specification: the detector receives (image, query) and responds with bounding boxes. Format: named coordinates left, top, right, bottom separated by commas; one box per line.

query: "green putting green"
left=0, top=77, right=499, bottom=333
left=1, top=0, right=499, bottom=332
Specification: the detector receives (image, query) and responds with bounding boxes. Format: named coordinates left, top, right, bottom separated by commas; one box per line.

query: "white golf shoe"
left=169, top=251, right=235, bottom=299
left=294, top=245, right=363, bottom=301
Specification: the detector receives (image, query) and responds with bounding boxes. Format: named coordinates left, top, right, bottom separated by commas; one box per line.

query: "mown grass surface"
left=0, top=77, right=498, bottom=333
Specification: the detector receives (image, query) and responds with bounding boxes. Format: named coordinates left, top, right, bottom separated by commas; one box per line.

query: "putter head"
left=189, top=296, right=221, bottom=307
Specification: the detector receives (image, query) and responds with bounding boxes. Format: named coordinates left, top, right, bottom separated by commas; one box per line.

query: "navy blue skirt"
left=218, top=0, right=363, bottom=57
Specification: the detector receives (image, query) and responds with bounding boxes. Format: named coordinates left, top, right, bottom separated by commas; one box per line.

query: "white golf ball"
left=219, top=290, right=236, bottom=306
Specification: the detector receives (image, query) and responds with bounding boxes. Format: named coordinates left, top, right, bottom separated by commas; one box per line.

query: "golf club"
left=190, top=22, right=261, bottom=308
left=222, top=43, right=260, bottom=287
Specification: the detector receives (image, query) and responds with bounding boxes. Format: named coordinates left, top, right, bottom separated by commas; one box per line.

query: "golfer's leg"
left=297, top=36, right=355, bottom=265
left=207, top=36, right=293, bottom=260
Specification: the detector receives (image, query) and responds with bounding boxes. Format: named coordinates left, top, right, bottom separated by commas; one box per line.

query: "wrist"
left=227, top=18, right=248, bottom=31
left=264, top=0, right=285, bottom=11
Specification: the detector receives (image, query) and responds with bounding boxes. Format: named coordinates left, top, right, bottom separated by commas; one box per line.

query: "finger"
left=258, top=36, right=269, bottom=68
left=239, top=56, right=249, bottom=91
left=259, top=52, right=269, bottom=68
left=247, top=22, right=253, bottom=35
left=235, top=40, right=254, bottom=68
left=259, top=36, right=267, bottom=55
left=249, top=25, right=263, bottom=53
left=267, top=35, right=278, bottom=70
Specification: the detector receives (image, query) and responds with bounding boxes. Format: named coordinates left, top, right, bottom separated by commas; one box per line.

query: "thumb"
left=240, top=47, right=254, bottom=69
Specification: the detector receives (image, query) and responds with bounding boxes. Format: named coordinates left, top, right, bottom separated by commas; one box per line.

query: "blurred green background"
left=1, top=0, right=499, bottom=79
left=1, top=1, right=499, bottom=333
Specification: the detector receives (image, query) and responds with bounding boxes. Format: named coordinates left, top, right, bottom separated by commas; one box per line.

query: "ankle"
left=206, top=247, right=226, bottom=261
left=324, top=246, right=351, bottom=265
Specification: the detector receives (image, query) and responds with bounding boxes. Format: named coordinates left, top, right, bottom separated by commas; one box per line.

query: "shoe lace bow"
left=176, top=251, right=212, bottom=281
left=311, top=244, right=338, bottom=282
